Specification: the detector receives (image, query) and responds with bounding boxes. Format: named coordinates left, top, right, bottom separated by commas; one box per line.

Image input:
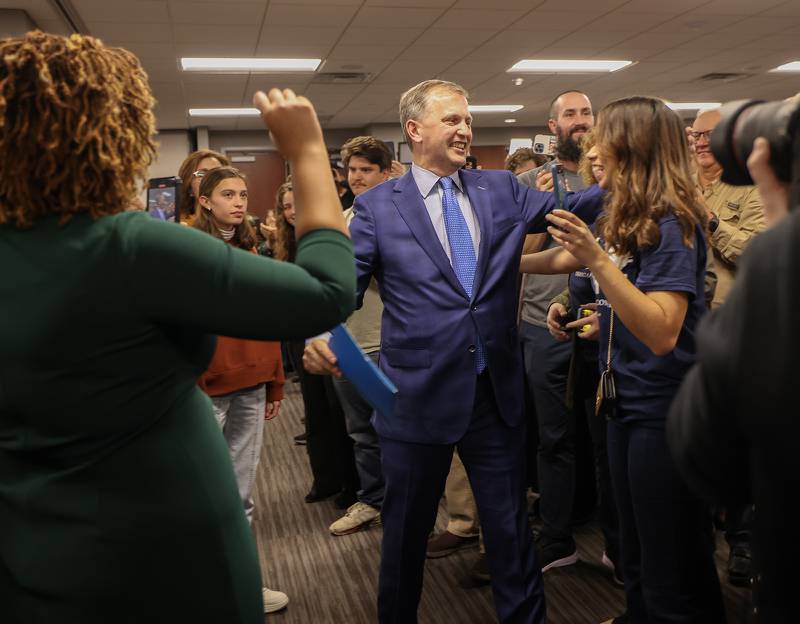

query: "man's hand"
left=265, top=400, right=281, bottom=420
left=546, top=303, right=570, bottom=342
left=536, top=169, right=554, bottom=192
left=302, top=338, right=342, bottom=377
left=685, top=125, right=697, bottom=155
left=747, top=137, right=789, bottom=227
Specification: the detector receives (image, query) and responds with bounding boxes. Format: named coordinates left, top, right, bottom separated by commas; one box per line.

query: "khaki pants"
left=444, top=450, right=480, bottom=538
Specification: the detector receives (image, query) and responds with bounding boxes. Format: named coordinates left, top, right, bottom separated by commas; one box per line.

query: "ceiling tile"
left=87, top=21, right=173, bottom=44
left=169, top=2, right=266, bottom=25
left=434, top=9, right=527, bottom=30
left=340, top=27, right=424, bottom=46
left=173, top=22, right=260, bottom=44
left=263, top=3, right=358, bottom=28
left=413, top=27, right=498, bottom=46
left=350, top=7, right=445, bottom=28
left=328, top=43, right=410, bottom=60
left=75, top=0, right=170, bottom=23
left=256, top=26, right=341, bottom=48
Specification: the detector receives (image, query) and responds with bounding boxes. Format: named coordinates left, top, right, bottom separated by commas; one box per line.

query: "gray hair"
left=399, top=79, right=469, bottom=147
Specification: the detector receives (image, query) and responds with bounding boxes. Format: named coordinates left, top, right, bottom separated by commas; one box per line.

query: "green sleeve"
left=119, top=213, right=355, bottom=340
left=549, top=287, right=571, bottom=313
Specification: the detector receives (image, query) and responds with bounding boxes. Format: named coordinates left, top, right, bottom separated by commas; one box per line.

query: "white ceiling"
left=7, top=0, right=800, bottom=130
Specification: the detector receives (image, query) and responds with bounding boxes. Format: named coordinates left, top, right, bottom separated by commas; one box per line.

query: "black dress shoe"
left=304, top=487, right=338, bottom=503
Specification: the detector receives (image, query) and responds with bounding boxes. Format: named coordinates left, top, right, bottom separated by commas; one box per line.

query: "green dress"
left=0, top=211, right=354, bottom=623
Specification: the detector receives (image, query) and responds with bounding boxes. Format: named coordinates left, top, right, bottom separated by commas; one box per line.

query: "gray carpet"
left=252, top=382, right=752, bottom=623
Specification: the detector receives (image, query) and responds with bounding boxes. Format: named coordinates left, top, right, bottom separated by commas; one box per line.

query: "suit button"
left=472, top=306, right=478, bottom=311
left=468, top=345, right=476, bottom=353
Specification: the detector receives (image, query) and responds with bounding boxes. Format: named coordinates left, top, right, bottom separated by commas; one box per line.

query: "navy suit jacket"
left=349, top=168, right=603, bottom=444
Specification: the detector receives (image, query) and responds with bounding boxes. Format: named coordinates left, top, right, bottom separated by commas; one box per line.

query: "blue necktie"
left=439, top=176, right=486, bottom=374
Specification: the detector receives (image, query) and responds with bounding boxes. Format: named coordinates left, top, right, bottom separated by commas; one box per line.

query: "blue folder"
left=329, top=324, right=397, bottom=417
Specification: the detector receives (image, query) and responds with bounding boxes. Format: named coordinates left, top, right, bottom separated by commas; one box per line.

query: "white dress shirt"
left=411, top=164, right=481, bottom=263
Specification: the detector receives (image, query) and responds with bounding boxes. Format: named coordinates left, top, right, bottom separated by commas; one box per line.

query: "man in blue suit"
left=308, top=80, right=603, bottom=623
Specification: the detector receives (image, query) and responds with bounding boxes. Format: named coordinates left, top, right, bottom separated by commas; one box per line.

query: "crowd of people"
left=1, top=30, right=795, bottom=624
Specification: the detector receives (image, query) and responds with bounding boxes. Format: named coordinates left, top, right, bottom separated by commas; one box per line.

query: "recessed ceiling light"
left=504, top=119, right=517, bottom=123
left=666, top=102, right=721, bottom=111
left=513, top=77, right=524, bottom=86
left=770, top=61, right=800, bottom=72
left=181, top=58, right=321, bottom=72
left=189, top=108, right=260, bottom=117
left=507, top=59, right=632, bottom=73
left=469, top=104, right=524, bottom=113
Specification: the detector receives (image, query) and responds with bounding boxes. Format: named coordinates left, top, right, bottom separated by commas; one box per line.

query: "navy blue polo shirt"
left=595, top=216, right=707, bottom=420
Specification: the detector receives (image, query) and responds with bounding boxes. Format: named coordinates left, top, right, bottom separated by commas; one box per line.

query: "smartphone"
left=549, top=162, right=567, bottom=210
left=147, top=176, right=182, bottom=222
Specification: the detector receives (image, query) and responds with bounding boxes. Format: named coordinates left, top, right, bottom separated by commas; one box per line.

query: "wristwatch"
left=708, top=215, right=720, bottom=233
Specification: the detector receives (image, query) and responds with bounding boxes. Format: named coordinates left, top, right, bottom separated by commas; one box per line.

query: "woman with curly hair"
left=522, top=96, right=725, bottom=623
left=0, top=32, right=354, bottom=623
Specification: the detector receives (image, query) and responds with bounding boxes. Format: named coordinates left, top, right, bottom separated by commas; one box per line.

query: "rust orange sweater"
left=198, top=336, right=285, bottom=400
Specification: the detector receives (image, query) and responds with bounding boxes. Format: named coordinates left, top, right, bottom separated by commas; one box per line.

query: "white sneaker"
left=262, top=587, right=289, bottom=613
left=329, top=502, right=381, bottom=536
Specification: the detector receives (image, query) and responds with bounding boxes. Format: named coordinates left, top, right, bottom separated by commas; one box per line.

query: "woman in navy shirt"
left=522, top=96, right=725, bottom=623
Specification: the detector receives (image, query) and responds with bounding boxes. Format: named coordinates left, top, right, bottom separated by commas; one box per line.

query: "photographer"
left=669, top=137, right=795, bottom=624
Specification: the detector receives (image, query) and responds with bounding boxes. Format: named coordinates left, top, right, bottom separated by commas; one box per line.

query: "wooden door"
left=233, top=152, right=287, bottom=219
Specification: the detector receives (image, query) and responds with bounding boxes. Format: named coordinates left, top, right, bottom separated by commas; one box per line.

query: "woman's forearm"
left=590, top=254, right=687, bottom=356
left=292, top=145, right=349, bottom=239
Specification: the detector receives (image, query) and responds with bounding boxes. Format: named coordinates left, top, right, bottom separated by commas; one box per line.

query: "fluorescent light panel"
left=770, top=61, right=800, bottom=72
left=189, top=108, right=260, bottom=117
left=666, top=102, right=721, bottom=111
left=181, top=58, right=321, bottom=72
left=508, top=59, right=632, bottom=73
left=469, top=104, right=523, bottom=113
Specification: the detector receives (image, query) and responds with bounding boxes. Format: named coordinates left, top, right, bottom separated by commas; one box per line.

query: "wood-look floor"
left=252, top=383, right=753, bottom=623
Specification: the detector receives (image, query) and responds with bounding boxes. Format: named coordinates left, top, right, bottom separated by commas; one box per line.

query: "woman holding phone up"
left=521, top=96, right=725, bottom=624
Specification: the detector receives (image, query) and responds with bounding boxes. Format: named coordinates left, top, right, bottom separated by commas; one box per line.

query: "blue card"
left=329, top=324, right=397, bottom=417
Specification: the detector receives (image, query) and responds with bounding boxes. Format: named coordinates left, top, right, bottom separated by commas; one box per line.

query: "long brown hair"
left=273, top=181, right=296, bottom=262
left=595, top=96, right=705, bottom=257
left=0, top=32, right=157, bottom=228
left=192, top=167, right=256, bottom=250
left=177, top=149, right=231, bottom=221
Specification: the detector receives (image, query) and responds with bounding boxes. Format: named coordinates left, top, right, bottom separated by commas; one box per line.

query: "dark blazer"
left=668, top=210, right=800, bottom=624
left=349, top=168, right=603, bottom=444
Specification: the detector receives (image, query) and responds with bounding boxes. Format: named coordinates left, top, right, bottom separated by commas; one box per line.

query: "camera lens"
left=711, top=98, right=800, bottom=186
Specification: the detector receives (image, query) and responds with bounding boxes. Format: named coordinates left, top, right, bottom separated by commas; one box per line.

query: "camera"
left=710, top=97, right=800, bottom=186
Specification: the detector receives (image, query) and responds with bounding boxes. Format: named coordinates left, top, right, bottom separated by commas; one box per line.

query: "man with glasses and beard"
left=517, top=91, right=600, bottom=574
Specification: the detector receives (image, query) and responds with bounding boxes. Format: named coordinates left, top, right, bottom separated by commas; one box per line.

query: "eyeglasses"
left=690, top=129, right=713, bottom=141
left=192, top=169, right=208, bottom=178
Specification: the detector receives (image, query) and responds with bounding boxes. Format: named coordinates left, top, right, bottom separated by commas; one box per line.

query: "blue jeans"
left=211, top=384, right=266, bottom=524
left=332, top=351, right=384, bottom=509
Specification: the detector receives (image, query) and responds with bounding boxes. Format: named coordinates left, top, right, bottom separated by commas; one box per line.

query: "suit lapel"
left=462, top=170, right=493, bottom=300
left=392, top=171, right=466, bottom=297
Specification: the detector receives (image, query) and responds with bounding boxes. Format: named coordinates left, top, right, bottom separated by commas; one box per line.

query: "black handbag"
left=595, top=309, right=618, bottom=421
